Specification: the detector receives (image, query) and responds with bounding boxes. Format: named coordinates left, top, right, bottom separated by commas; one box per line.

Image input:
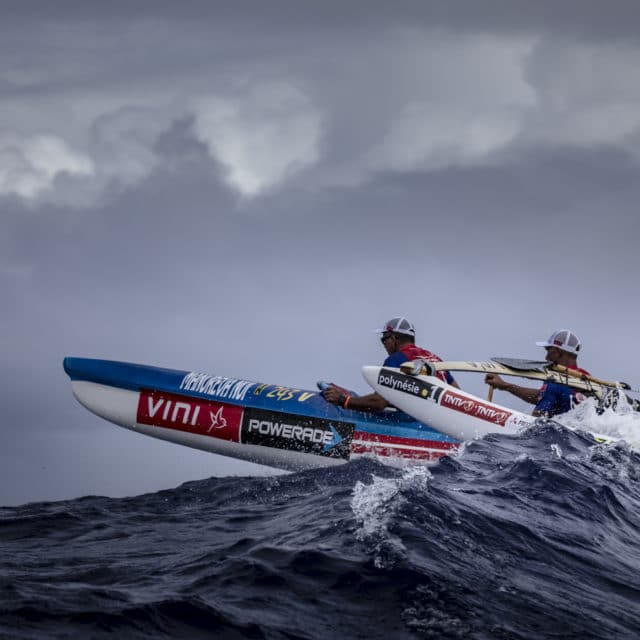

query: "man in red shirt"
left=323, top=317, right=458, bottom=412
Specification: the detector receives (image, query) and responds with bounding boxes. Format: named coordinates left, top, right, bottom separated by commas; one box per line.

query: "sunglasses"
left=380, top=334, right=394, bottom=344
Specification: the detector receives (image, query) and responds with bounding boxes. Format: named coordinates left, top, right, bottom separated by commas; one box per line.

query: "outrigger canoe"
left=362, top=358, right=639, bottom=443
left=63, top=357, right=458, bottom=471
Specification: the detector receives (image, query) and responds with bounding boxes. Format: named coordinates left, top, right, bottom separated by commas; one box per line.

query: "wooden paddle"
left=548, top=363, right=634, bottom=391
left=400, top=359, right=603, bottom=393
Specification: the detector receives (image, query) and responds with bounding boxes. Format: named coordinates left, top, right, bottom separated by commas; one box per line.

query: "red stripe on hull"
left=353, top=431, right=457, bottom=450
left=351, top=443, right=450, bottom=461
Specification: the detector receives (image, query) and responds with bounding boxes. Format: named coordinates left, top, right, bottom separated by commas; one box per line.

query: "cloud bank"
left=2, top=16, right=640, bottom=209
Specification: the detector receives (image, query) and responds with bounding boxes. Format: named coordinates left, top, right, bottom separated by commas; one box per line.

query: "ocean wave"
left=2, top=424, right=640, bottom=639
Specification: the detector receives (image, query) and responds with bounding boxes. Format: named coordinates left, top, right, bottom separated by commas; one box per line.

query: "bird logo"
left=208, top=406, right=227, bottom=432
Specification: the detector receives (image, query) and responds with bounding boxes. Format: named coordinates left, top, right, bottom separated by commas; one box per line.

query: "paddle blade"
left=491, top=357, right=550, bottom=371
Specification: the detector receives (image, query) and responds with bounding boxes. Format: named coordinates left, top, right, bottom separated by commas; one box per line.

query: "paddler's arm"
left=484, top=374, right=539, bottom=405
left=323, top=385, right=389, bottom=411
left=446, top=372, right=461, bottom=390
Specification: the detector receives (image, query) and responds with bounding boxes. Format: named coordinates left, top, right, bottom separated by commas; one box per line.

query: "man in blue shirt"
left=485, top=329, right=588, bottom=417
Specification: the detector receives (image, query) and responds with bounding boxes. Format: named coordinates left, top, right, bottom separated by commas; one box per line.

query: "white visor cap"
left=373, top=317, right=416, bottom=337
left=536, top=329, right=581, bottom=355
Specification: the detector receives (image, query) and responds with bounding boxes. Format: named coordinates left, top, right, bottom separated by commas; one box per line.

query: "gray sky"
left=2, top=1, right=640, bottom=505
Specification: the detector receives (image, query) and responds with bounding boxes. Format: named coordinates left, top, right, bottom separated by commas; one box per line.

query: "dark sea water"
left=2, top=422, right=640, bottom=639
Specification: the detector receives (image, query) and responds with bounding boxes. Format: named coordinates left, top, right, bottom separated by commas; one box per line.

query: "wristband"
left=343, top=395, right=351, bottom=409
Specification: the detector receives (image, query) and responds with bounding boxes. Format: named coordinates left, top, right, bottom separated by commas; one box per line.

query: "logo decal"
left=323, top=424, right=342, bottom=452
left=263, top=385, right=315, bottom=402
left=440, top=390, right=511, bottom=426
left=208, top=406, right=227, bottom=432
left=179, top=373, right=254, bottom=401
left=137, top=390, right=242, bottom=442
left=241, top=408, right=354, bottom=459
left=377, top=368, right=440, bottom=401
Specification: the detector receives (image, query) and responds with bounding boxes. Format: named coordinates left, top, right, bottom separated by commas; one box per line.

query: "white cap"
left=536, top=329, right=581, bottom=355
left=373, top=317, right=416, bottom=337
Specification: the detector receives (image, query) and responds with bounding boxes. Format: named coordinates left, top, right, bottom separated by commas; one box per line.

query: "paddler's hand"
left=484, top=373, right=507, bottom=390
left=323, top=384, right=344, bottom=405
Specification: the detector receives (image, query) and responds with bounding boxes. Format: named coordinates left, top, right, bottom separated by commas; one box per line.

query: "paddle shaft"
left=549, top=363, right=632, bottom=390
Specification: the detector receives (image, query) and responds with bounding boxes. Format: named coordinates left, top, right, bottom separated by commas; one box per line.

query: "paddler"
left=323, top=317, right=459, bottom=411
left=485, top=329, right=590, bottom=417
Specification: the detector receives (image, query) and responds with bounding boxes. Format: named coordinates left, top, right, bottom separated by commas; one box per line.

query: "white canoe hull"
left=72, top=381, right=345, bottom=471
left=362, top=366, right=538, bottom=440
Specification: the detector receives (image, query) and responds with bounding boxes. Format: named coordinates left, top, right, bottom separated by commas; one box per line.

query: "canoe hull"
left=65, top=358, right=459, bottom=471
left=71, top=381, right=346, bottom=470
left=362, top=365, right=537, bottom=441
